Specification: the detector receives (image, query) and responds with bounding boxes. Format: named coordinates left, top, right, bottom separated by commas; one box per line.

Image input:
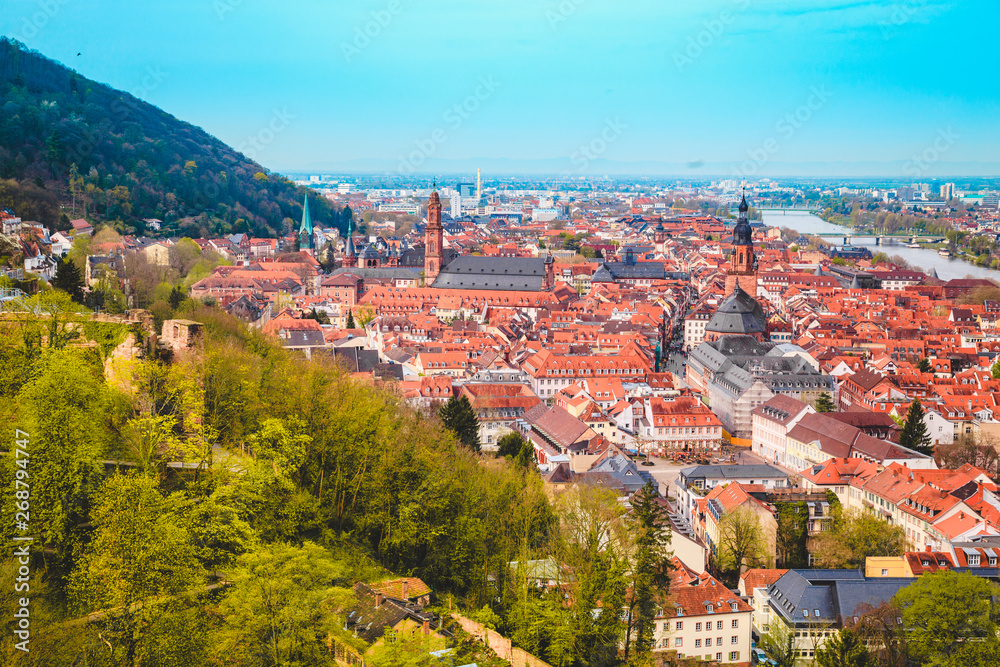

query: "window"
left=731, top=603, right=738, bottom=612
left=707, top=604, right=713, bottom=614
left=716, top=653, right=723, bottom=661
left=732, top=619, right=738, bottom=628
left=717, top=620, right=723, bottom=630
left=695, top=639, right=702, bottom=648
left=730, top=651, right=740, bottom=661
left=731, top=635, right=738, bottom=644
left=717, top=637, right=723, bottom=646
left=695, top=623, right=702, bottom=632
left=675, top=638, right=683, bottom=647
left=676, top=621, right=683, bottom=631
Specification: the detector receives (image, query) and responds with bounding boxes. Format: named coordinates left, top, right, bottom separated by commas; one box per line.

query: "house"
left=459, top=383, right=542, bottom=449
left=763, top=570, right=912, bottom=664
left=334, top=582, right=450, bottom=665
left=652, top=566, right=754, bottom=664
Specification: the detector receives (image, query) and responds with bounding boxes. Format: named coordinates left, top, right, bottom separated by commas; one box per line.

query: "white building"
left=751, top=395, right=816, bottom=467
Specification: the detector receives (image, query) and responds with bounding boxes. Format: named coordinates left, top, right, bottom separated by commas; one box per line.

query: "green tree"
left=815, top=392, right=836, bottom=413
left=212, top=541, right=357, bottom=667
left=775, top=501, right=809, bottom=568
left=439, top=395, right=480, bottom=452
left=716, top=506, right=770, bottom=582
left=346, top=308, right=356, bottom=329
left=496, top=431, right=526, bottom=458
left=816, top=627, right=870, bottom=667
left=69, top=473, right=203, bottom=666
left=894, top=570, right=1000, bottom=666
left=899, top=399, right=934, bottom=456
left=168, top=285, right=187, bottom=310
left=813, top=508, right=908, bottom=569
left=917, top=357, right=932, bottom=373
left=760, top=621, right=796, bottom=667
left=622, top=481, right=672, bottom=662
left=52, top=256, right=85, bottom=303
left=6, top=350, right=107, bottom=574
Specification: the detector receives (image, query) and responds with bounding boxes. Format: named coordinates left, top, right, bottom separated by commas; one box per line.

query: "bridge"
left=809, top=233, right=946, bottom=246
left=756, top=206, right=821, bottom=214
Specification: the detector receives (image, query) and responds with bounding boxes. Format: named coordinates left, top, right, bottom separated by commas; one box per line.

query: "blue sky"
left=3, top=0, right=997, bottom=176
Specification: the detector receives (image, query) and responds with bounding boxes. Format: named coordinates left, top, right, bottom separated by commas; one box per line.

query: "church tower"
left=342, top=218, right=357, bottom=268
left=424, top=189, right=444, bottom=285
left=298, top=194, right=314, bottom=254
left=724, top=191, right=758, bottom=297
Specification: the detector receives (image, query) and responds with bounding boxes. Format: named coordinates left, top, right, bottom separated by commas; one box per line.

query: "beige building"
left=653, top=562, right=754, bottom=664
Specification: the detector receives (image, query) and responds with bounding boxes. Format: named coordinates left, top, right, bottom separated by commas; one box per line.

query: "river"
left=761, top=210, right=1000, bottom=282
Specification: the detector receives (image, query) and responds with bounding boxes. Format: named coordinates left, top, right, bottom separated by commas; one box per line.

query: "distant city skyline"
left=3, top=0, right=997, bottom=177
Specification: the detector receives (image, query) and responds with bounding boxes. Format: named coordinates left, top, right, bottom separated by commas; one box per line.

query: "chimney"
left=422, top=619, right=431, bottom=635
left=375, top=592, right=384, bottom=608
left=926, top=545, right=932, bottom=553
left=402, top=580, right=409, bottom=600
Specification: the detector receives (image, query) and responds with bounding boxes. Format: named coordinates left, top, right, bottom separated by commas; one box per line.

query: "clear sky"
left=3, top=0, right=997, bottom=176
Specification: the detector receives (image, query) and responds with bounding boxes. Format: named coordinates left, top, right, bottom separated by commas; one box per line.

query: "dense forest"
left=0, top=38, right=341, bottom=238
left=0, top=298, right=673, bottom=667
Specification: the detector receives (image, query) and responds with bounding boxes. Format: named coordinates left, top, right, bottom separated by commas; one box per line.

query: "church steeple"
left=298, top=194, right=314, bottom=253
left=342, top=217, right=357, bottom=268
left=424, top=189, right=444, bottom=285
left=725, top=189, right=757, bottom=297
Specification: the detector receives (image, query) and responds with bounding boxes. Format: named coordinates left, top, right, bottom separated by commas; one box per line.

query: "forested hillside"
left=0, top=299, right=672, bottom=667
left=0, top=38, right=340, bottom=238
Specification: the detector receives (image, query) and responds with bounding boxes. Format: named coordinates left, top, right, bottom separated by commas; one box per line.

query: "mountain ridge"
left=0, top=37, right=341, bottom=238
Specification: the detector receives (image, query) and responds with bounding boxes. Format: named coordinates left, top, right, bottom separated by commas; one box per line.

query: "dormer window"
left=706, top=605, right=713, bottom=614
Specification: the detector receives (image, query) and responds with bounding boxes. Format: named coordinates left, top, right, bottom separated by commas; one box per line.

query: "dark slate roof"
left=680, top=464, right=788, bottom=481
left=431, top=256, right=548, bottom=291
left=591, top=264, right=615, bottom=283
left=604, top=261, right=667, bottom=279
left=768, top=570, right=911, bottom=626
left=330, top=267, right=422, bottom=281
left=705, top=287, right=765, bottom=335
left=316, top=347, right=382, bottom=373
left=399, top=246, right=459, bottom=268
left=282, top=330, right=326, bottom=347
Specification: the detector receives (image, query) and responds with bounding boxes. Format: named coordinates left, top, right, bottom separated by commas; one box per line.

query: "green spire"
left=299, top=193, right=313, bottom=250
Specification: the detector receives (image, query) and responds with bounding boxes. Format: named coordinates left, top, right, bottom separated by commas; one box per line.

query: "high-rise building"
left=451, top=192, right=462, bottom=218
left=457, top=183, right=476, bottom=198
left=941, top=183, right=955, bottom=200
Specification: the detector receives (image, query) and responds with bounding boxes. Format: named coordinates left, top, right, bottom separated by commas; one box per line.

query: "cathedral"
left=422, top=189, right=555, bottom=291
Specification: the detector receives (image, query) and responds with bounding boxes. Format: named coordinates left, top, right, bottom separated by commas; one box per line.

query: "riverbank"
left=760, top=211, right=1000, bottom=282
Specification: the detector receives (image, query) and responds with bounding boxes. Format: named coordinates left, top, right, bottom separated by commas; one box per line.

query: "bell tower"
left=424, top=189, right=444, bottom=285
left=725, top=190, right=758, bottom=297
